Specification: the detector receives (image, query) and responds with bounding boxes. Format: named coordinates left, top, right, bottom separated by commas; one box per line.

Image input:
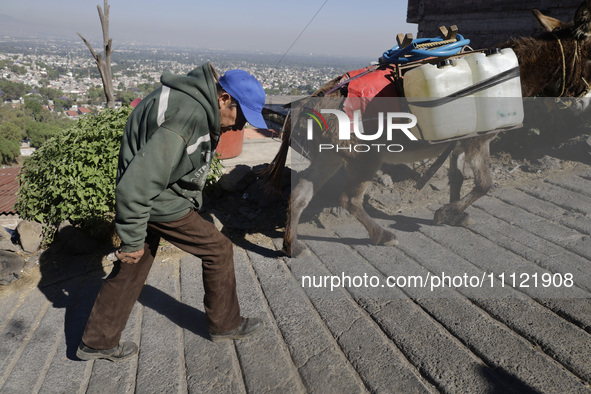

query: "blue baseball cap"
left=219, top=69, right=268, bottom=129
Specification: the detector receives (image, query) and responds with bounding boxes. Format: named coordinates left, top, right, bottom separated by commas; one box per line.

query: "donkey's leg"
left=448, top=146, right=465, bottom=203
left=339, top=158, right=398, bottom=245
left=434, top=133, right=497, bottom=226
left=284, top=152, right=343, bottom=257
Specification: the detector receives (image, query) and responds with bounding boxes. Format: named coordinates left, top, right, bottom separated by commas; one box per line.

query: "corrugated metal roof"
left=0, top=167, right=21, bottom=214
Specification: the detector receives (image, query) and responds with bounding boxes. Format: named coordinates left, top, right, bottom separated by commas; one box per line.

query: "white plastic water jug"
left=464, top=48, right=524, bottom=132
left=404, top=58, right=477, bottom=141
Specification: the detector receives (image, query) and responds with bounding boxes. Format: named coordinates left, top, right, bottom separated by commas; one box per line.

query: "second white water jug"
left=464, top=48, right=524, bottom=132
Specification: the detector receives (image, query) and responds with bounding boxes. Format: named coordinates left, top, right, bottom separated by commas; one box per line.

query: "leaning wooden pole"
left=77, top=0, right=115, bottom=109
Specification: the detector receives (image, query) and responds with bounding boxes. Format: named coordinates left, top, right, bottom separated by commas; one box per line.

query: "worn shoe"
left=76, top=341, right=138, bottom=362
left=210, top=317, right=264, bottom=342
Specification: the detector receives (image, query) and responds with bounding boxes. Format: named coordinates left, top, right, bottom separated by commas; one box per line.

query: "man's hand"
left=116, top=248, right=144, bottom=264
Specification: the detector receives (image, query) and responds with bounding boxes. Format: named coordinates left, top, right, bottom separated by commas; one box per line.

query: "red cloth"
left=346, top=66, right=399, bottom=99
left=342, top=66, right=401, bottom=134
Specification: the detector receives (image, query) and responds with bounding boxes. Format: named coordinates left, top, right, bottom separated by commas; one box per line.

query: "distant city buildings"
left=0, top=37, right=365, bottom=115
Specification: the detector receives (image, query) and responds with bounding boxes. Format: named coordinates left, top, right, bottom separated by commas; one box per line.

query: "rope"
left=582, top=77, right=590, bottom=93
left=415, top=38, right=458, bottom=49
left=554, top=35, right=567, bottom=97
left=575, top=41, right=591, bottom=97
left=553, top=35, right=591, bottom=98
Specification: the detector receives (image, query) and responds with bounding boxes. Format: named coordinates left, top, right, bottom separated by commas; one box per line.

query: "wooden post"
left=439, top=25, right=459, bottom=40
left=448, top=25, right=459, bottom=40
left=397, top=33, right=414, bottom=48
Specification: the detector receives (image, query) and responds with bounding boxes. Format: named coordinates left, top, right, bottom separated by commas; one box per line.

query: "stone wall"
left=406, top=0, right=582, bottom=49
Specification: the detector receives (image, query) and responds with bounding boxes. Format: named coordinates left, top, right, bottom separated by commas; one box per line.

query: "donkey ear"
left=573, top=0, right=591, bottom=39
left=532, top=9, right=564, bottom=32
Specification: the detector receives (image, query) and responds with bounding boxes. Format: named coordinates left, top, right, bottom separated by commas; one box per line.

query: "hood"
left=160, top=62, right=220, bottom=135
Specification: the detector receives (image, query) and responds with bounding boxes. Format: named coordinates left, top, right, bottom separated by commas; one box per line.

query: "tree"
left=25, top=119, right=62, bottom=147
left=45, top=68, right=59, bottom=80
left=38, top=86, right=65, bottom=102
left=24, top=96, right=43, bottom=120
left=0, top=80, right=28, bottom=100
left=0, top=121, right=23, bottom=143
left=0, top=136, right=19, bottom=164
left=77, top=0, right=115, bottom=108
left=11, top=64, right=27, bottom=75
left=54, top=98, right=70, bottom=111
left=116, top=91, right=136, bottom=105
left=86, top=86, right=106, bottom=105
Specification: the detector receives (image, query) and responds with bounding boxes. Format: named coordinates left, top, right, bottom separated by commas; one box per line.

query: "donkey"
left=271, top=1, right=591, bottom=257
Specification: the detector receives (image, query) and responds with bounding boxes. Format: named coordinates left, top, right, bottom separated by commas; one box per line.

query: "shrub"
left=16, top=106, right=132, bottom=242
left=16, top=106, right=225, bottom=244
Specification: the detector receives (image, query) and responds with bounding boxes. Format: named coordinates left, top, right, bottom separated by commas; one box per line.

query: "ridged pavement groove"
left=474, top=194, right=591, bottom=261
left=245, top=244, right=368, bottom=393
left=85, top=300, right=143, bottom=394
left=232, top=247, right=306, bottom=393
left=35, top=278, right=101, bottom=394
left=302, top=233, right=515, bottom=393
left=0, top=284, right=36, bottom=335
left=287, top=237, right=436, bottom=393
left=136, top=257, right=188, bottom=393
left=518, top=182, right=591, bottom=217
left=0, top=287, right=51, bottom=390
left=489, top=186, right=591, bottom=237
left=178, top=255, right=246, bottom=394
left=349, top=239, right=590, bottom=391
left=1, top=304, right=64, bottom=394
left=411, top=222, right=590, bottom=386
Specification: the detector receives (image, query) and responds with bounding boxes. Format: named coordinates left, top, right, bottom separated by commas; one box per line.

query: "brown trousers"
left=81, top=209, right=242, bottom=349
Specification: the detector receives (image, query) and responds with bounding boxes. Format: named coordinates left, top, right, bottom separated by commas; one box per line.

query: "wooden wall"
left=406, top=0, right=583, bottom=49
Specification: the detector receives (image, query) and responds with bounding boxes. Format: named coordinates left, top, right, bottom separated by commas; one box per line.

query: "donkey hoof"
left=434, top=207, right=472, bottom=227
left=449, top=212, right=473, bottom=227
left=374, top=230, right=399, bottom=246
left=434, top=207, right=453, bottom=225
left=458, top=213, right=474, bottom=227
left=383, top=237, right=399, bottom=246
left=285, top=240, right=309, bottom=258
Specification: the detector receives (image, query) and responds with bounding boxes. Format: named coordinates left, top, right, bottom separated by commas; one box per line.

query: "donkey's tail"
left=261, top=76, right=345, bottom=192
left=261, top=112, right=292, bottom=191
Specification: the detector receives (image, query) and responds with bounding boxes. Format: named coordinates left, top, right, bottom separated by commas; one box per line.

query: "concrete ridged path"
left=1, top=166, right=590, bottom=393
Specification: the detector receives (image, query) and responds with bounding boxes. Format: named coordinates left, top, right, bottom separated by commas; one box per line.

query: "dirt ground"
left=366, top=127, right=591, bottom=217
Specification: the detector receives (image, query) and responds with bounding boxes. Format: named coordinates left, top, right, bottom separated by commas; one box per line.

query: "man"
left=77, top=63, right=267, bottom=362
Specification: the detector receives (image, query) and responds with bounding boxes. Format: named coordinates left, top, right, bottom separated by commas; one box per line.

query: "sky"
left=0, top=0, right=417, bottom=60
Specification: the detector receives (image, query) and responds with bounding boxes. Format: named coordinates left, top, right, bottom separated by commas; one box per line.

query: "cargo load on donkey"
left=265, top=1, right=591, bottom=257
left=338, top=26, right=525, bottom=143
left=403, top=47, right=524, bottom=141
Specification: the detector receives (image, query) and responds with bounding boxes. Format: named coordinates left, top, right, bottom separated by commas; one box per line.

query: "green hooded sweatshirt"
left=115, top=63, right=221, bottom=253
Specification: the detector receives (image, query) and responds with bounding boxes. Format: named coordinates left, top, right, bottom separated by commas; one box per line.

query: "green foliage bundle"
left=16, top=105, right=226, bottom=244
left=16, top=106, right=133, bottom=241
left=205, top=153, right=224, bottom=190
